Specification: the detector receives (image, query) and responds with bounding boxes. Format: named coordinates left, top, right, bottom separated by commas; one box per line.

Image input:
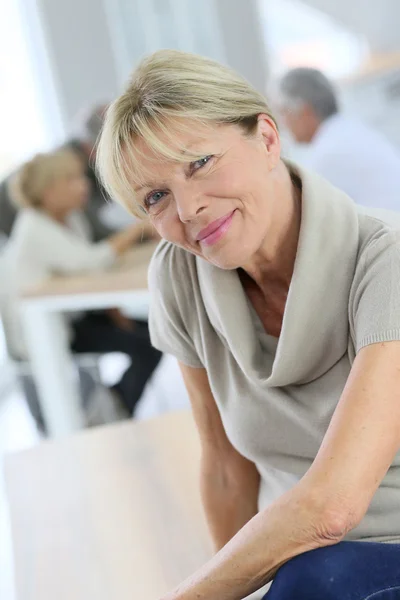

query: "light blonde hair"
left=96, top=49, right=277, bottom=217
left=10, top=149, right=84, bottom=209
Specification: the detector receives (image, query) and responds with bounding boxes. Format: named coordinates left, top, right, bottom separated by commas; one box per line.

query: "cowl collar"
left=196, top=164, right=359, bottom=386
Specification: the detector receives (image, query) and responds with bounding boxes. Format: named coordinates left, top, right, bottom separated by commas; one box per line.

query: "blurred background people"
left=277, top=67, right=400, bottom=210
left=65, top=103, right=117, bottom=240
left=0, top=105, right=113, bottom=241
left=2, top=149, right=161, bottom=428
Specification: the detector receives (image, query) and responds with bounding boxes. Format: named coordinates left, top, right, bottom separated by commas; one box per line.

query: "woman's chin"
left=202, top=245, right=251, bottom=271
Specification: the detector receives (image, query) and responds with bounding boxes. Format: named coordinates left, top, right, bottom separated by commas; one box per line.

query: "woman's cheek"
left=153, top=213, right=178, bottom=242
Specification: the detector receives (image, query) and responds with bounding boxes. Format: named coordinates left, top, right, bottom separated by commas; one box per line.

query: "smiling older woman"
left=97, top=50, right=400, bottom=600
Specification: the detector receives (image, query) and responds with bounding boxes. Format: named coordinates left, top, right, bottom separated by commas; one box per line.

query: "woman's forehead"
left=125, top=120, right=240, bottom=187
left=135, top=119, right=221, bottom=157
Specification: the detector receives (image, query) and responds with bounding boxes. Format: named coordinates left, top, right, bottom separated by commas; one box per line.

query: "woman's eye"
left=190, top=155, right=213, bottom=174
left=144, top=190, right=167, bottom=208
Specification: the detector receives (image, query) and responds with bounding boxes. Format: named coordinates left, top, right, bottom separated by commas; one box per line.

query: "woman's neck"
left=243, top=167, right=302, bottom=294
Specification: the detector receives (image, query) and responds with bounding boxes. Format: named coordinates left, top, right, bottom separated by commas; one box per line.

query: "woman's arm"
left=179, top=364, right=260, bottom=551
left=36, top=219, right=154, bottom=274
left=162, top=341, right=400, bottom=600
left=108, top=220, right=155, bottom=256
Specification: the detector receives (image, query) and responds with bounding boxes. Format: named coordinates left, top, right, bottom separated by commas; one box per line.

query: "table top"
left=23, top=241, right=158, bottom=300
left=4, top=411, right=212, bottom=600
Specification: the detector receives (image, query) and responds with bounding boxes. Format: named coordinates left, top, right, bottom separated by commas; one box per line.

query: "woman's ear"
left=257, top=113, right=281, bottom=168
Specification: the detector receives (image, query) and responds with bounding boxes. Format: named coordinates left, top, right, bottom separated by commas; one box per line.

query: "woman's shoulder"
left=12, top=207, right=40, bottom=226
left=15, top=207, right=57, bottom=229
left=350, top=212, right=400, bottom=353
left=9, top=208, right=48, bottom=241
left=357, top=211, right=400, bottom=263
left=148, top=240, right=204, bottom=366
left=358, top=206, right=400, bottom=230
left=148, top=239, right=198, bottom=293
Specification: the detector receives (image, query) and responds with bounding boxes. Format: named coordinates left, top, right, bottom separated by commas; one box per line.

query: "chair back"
left=0, top=245, right=30, bottom=368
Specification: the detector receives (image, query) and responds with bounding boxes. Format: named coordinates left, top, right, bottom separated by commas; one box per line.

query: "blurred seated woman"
left=4, top=149, right=161, bottom=425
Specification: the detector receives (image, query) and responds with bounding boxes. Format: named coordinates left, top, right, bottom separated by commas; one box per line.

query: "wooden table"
left=20, top=241, right=158, bottom=438
left=23, top=243, right=155, bottom=302
left=4, top=411, right=213, bottom=600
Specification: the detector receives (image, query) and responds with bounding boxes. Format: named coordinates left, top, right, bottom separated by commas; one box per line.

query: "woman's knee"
left=265, top=543, right=357, bottom=600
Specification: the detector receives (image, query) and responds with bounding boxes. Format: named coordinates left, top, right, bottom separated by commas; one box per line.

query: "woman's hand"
left=107, top=220, right=157, bottom=255
left=106, top=308, right=135, bottom=331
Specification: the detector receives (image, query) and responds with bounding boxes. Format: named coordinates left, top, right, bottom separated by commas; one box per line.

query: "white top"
left=2, top=208, right=115, bottom=358
left=301, top=114, right=400, bottom=211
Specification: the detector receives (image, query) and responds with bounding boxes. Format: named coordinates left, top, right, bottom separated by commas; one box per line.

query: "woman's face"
left=132, top=115, right=282, bottom=270
left=43, top=165, right=90, bottom=215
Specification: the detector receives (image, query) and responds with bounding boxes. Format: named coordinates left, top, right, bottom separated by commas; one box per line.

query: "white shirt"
left=301, top=114, right=400, bottom=211
left=2, top=208, right=115, bottom=358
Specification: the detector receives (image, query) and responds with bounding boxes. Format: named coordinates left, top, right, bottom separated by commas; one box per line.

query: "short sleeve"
left=148, top=241, right=203, bottom=368
left=350, top=228, right=400, bottom=353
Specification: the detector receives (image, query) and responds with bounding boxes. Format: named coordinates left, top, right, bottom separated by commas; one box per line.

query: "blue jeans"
left=263, top=542, right=400, bottom=599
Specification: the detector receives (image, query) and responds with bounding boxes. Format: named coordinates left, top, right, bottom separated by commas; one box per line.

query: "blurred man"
left=0, top=105, right=113, bottom=240
left=277, top=67, right=400, bottom=210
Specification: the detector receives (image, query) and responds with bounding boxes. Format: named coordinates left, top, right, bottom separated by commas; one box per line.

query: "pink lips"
left=196, top=211, right=235, bottom=247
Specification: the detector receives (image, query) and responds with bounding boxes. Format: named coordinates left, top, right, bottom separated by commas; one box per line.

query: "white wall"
left=300, top=0, right=400, bottom=53
left=103, top=0, right=269, bottom=92
left=214, top=0, right=269, bottom=92
left=36, top=0, right=120, bottom=135
left=35, top=0, right=269, bottom=137
left=102, top=0, right=227, bottom=87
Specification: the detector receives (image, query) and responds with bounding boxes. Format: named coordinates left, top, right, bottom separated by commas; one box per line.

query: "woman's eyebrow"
left=134, top=179, right=169, bottom=193
left=132, top=139, right=213, bottom=192
left=133, top=182, right=152, bottom=193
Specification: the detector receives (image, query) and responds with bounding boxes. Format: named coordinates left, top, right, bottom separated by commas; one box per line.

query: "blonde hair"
left=97, top=49, right=277, bottom=217
left=10, top=149, right=84, bottom=209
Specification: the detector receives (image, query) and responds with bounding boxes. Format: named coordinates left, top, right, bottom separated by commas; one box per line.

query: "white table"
left=20, top=242, right=157, bottom=438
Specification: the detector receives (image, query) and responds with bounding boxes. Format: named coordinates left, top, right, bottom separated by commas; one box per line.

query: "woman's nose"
left=175, top=185, right=208, bottom=222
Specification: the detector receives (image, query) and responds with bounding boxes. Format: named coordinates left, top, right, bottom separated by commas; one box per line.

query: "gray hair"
left=279, top=68, right=339, bottom=121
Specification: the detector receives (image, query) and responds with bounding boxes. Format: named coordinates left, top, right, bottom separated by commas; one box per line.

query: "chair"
left=0, top=251, right=112, bottom=434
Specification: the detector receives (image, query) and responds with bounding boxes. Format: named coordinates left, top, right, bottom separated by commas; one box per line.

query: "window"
left=258, top=0, right=369, bottom=78
left=0, top=0, right=63, bottom=178
left=103, top=0, right=225, bottom=87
